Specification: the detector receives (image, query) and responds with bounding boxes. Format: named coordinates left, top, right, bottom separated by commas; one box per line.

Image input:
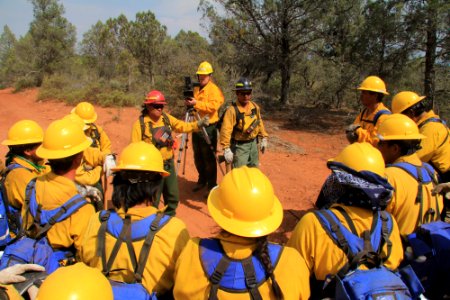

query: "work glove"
left=0, top=264, right=45, bottom=284
left=224, top=148, right=234, bottom=164
left=260, top=138, right=268, bottom=153
left=76, top=184, right=104, bottom=211
left=103, top=154, right=116, bottom=177
left=345, top=124, right=361, bottom=144
left=432, top=182, right=450, bottom=199
left=197, top=116, right=210, bottom=128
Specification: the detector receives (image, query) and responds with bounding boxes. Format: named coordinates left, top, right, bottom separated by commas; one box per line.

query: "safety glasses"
left=149, top=104, right=164, bottom=110
left=237, top=91, right=252, bottom=96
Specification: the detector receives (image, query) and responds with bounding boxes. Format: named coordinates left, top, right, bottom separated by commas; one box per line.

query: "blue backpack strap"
left=373, top=109, right=391, bottom=125
left=199, top=238, right=282, bottom=296
left=97, top=211, right=171, bottom=283
left=24, top=178, right=88, bottom=238
left=359, top=109, right=391, bottom=125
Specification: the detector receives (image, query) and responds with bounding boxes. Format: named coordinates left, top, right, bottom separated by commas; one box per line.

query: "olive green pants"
left=154, top=159, right=179, bottom=216
left=231, top=139, right=259, bottom=168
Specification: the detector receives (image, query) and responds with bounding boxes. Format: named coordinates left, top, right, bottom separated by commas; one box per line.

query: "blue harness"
left=389, top=162, right=440, bottom=226
left=0, top=178, right=88, bottom=273
left=96, top=210, right=171, bottom=299
left=199, top=238, right=283, bottom=299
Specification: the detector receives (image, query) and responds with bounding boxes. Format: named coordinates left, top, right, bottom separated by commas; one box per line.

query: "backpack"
left=96, top=210, right=172, bottom=300
left=139, top=113, right=174, bottom=149
left=0, top=163, right=31, bottom=247
left=314, top=207, right=423, bottom=299
left=0, top=178, right=89, bottom=274
left=406, top=221, right=450, bottom=298
left=359, top=109, right=391, bottom=125
left=388, top=162, right=441, bottom=226
left=199, top=238, right=283, bottom=300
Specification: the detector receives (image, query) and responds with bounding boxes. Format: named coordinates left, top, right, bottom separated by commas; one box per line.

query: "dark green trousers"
left=154, top=159, right=179, bottom=216
left=192, top=124, right=217, bottom=189
left=231, top=139, right=259, bottom=168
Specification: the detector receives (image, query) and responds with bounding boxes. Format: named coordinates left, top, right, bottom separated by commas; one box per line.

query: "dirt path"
left=0, top=88, right=347, bottom=242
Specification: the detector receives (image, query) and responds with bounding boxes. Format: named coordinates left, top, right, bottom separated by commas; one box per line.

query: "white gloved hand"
left=197, top=116, right=210, bottom=127
left=0, top=264, right=45, bottom=284
left=260, top=138, right=268, bottom=153
left=103, top=154, right=116, bottom=177
left=224, top=148, right=234, bottom=164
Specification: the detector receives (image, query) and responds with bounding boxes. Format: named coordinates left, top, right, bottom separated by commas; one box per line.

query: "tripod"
left=176, top=106, right=225, bottom=176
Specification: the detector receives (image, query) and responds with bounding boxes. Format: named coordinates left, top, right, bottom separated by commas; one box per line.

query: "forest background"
left=0, top=0, right=448, bottom=122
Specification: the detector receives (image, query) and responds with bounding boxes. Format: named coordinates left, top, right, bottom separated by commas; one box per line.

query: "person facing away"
left=346, top=76, right=391, bottom=146
left=173, top=166, right=311, bottom=299
left=1, top=120, right=48, bottom=233
left=220, top=77, right=268, bottom=169
left=79, top=142, right=190, bottom=298
left=23, top=118, right=96, bottom=254
left=289, top=142, right=404, bottom=299
left=131, top=90, right=209, bottom=216
left=376, top=113, right=443, bottom=236
left=185, top=61, right=225, bottom=194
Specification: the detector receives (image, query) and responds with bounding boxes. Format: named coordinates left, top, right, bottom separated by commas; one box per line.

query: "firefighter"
left=2, top=120, right=48, bottom=232
left=131, top=90, right=209, bottom=216
left=391, top=91, right=450, bottom=220
left=290, top=143, right=404, bottom=298
left=71, top=102, right=116, bottom=190
left=220, top=77, right=268, bottom=168
left=173, top=166, right=310, bottom=299
left=346, top=76, right=391, bottom=146
left=185, top=61, right=225, bottom=194
left=23, top=118, right=96, bottom=253
left=80, top=142, right=190, bottom=298
left=377, top=114, right=443, bottom=236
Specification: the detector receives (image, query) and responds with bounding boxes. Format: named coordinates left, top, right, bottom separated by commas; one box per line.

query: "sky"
left=0, top=0, right=207, bottom=42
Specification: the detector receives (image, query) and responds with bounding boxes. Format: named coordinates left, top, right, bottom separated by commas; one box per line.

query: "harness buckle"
left=245, top=273, right=257, bottom=289
left=210, top=270, right=222, bottom=284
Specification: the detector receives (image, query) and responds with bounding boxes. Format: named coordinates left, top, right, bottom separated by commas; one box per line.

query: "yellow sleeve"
left=75, top=165, right=102, bottom=186
left=5, top=168, right=37, bottom=209
left=416, top=122, right=445, bottom=162
left=167, top=114, right=198, bottom=133
left=194, top=83, right=225, bottom=122
left=82, top=147, right=104, bottom=167
left=131, top=119, right=143, bottom=143
left=256, top=105, right=268, bottom=138
left=219, top=106, right=237, bottom=149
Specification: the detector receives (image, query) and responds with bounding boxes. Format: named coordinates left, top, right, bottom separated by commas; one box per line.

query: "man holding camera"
left=185, top=61, right=224, bottom=194
left=220, top=77, right=268, bottom=168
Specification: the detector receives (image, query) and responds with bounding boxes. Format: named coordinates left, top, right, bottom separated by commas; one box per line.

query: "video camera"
left=183, top=76, right=200, bottom=99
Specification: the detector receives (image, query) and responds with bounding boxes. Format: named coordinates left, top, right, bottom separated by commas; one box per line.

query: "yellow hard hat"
left=71, top=101, right=97, bottom=123
left=357, top=76, right=389, bottom=95
left=63, top=113, right=89, bottom=131
left=208, top=166, right=283, bottom=238
left=391, top=91, right=425, bottom=114
left=196, top=61, right=213, bottom=75
left=112, top=142, right=169, bottom=177
left=2, top=120, right=44, bottom=146
left=36, top=263, right=113, bottom=300
left=378, top=114, right=426, bottom=141
left=36, top=119, right=91, bottom=159
left=329, top=142, right=386, bottom=178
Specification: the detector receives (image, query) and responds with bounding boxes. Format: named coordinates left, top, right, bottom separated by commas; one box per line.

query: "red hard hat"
left=144, top=90, right=167, bottom=105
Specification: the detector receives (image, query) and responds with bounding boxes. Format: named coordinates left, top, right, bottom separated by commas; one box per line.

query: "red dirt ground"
left=0, top=88, right=347, bottom=243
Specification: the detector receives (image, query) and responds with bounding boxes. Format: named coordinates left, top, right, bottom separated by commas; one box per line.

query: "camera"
left=183, top=76, right=200, bottom=99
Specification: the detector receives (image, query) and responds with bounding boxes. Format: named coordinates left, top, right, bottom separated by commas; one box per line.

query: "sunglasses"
left=149, top=104, right=164, bottom=109
left=237, top=91, right=252, bottom=96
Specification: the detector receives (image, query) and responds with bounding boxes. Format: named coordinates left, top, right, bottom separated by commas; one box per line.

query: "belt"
left=232, top=138, right=255, bottom=145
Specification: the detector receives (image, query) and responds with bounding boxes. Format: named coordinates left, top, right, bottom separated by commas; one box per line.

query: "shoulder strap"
left=373, top=110, right=391, bottom=125
left=242, top=257, right=263, bottom=300
left=162, top=112, right=171, bottom=128
left=139, top=115, right=148, bottom=141
left=89, top=124, right=101, bottom=147
left=333, top=206, right=358, bottom=235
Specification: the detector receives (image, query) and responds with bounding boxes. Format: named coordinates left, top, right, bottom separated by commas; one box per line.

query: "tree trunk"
left=424, top=3, right=437, bottom=107
left=279, top=58, right=291, bottom=104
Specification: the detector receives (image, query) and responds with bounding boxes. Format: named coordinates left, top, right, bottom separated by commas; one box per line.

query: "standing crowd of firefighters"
left=0, top=61, right=448, bottom=299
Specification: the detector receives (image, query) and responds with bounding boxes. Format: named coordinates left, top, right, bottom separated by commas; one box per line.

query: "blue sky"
left=0, top=0, right=207, bottom=41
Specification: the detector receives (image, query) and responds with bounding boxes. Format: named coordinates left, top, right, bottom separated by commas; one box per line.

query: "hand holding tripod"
left=176, top=106, right=225, bottom=176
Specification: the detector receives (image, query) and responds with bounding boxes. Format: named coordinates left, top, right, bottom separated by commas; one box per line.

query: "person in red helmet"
left=131, top=90, right=209, bottom=216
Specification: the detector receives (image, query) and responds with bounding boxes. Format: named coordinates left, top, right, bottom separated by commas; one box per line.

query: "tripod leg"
left=176, top=111, right=191, bottom=175
left=193, top=111, right=225, bottom=176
